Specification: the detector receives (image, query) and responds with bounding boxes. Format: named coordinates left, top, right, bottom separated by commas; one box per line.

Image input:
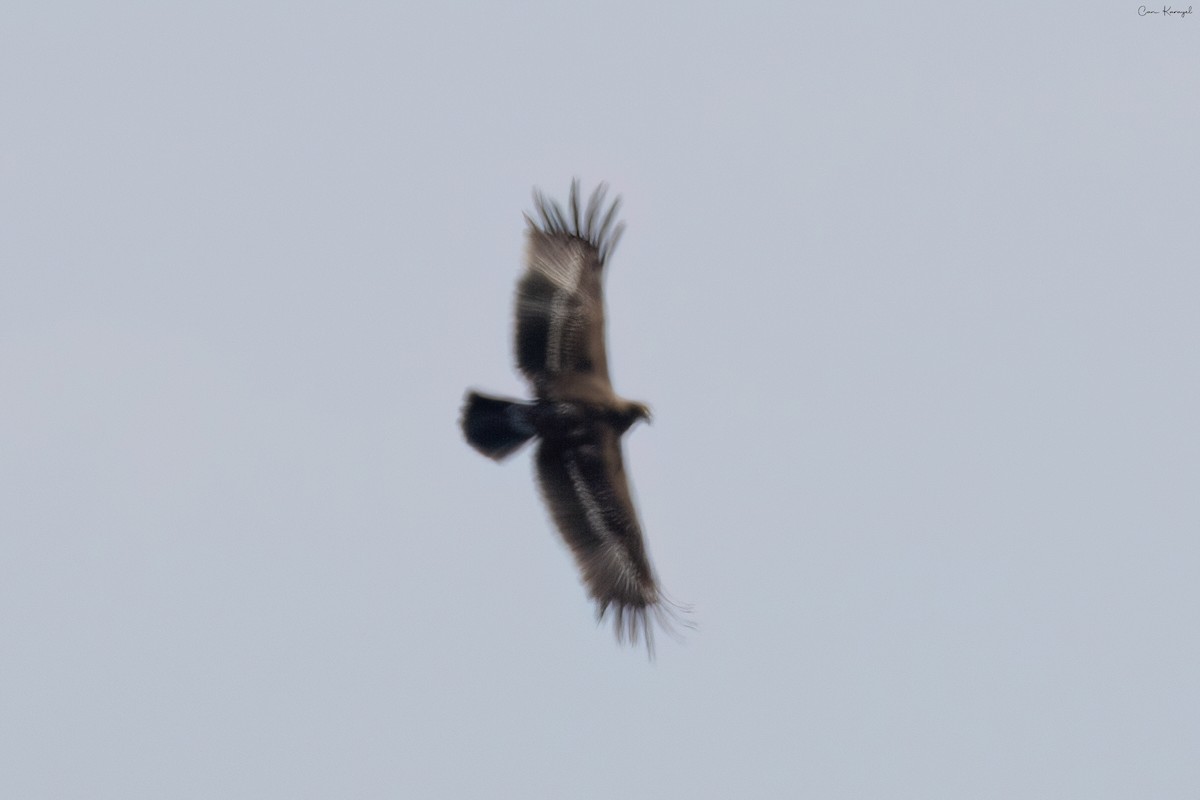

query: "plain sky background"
left=3, top=2, right=1198, bottom=797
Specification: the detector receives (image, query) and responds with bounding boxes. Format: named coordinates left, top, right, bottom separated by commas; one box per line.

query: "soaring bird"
left=461, top=181, right=683, bottom=654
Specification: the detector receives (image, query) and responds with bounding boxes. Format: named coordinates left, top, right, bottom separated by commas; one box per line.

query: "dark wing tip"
left=528, top=179, right=625, bottom=265
left=598, top=592, right=695, bottom=660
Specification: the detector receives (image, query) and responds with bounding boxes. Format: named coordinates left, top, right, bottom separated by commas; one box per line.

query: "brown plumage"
left=461, top=181, right=686, bottom=654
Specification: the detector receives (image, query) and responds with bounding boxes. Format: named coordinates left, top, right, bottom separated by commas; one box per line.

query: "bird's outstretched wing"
left=515, top=181, right=625, bottom=399
left=534, top=418, right=680, bottom=655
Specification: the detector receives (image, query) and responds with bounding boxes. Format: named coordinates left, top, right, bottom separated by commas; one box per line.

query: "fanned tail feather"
left=461, top=391, right=536, bottom=460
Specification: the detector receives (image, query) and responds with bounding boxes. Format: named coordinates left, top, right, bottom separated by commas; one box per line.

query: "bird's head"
left=625, top=400, right=653, bottom=427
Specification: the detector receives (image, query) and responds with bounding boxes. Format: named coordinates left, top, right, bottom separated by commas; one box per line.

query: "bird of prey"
left=461, top=181, right=684, bottom=654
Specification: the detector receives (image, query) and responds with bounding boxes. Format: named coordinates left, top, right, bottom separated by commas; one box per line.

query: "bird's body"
left=461, top=181, right=682, bottom=653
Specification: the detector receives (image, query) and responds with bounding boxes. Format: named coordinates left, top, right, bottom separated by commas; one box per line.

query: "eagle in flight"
left=461, top=181, right=684, bottom=654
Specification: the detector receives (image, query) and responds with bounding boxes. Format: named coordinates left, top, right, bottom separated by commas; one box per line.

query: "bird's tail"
left=461, top=391, right=537, bottom=460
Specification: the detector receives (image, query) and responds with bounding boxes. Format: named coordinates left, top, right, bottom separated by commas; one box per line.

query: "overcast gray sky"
left=3, top=2, right=1198, bottom=798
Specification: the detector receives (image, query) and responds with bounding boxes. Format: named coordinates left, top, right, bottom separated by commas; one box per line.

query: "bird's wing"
left=534, top=419, right=675, bottom=654
left=515, top=181, right=625, bottom=399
